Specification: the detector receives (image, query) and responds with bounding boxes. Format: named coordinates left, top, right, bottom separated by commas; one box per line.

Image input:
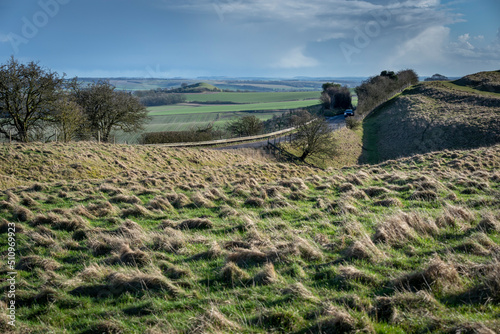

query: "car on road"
left=344, top=109, right=354, bottom=117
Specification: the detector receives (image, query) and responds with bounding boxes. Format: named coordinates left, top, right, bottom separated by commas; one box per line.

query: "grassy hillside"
left=1, top=142, right=499, bottom=333
left=170, top=82, right=222, bottom=93
left=360, top=76, right=500, bottom=164
left=453, top=70, right=500, bottom=93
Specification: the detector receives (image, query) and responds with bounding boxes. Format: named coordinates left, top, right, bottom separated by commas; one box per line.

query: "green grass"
left=148, top=100, right=320, bottom=116
left=185, top=91, right=321, bottom=104
left=1, top=142, right=499, bottom=333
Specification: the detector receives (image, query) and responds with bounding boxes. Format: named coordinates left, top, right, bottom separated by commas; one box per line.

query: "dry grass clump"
left=476, top=213, right=500, bottom=233
left=113, top=244, right=149, bottom=267
left=373, top=198, right=403, bottom=207
left=121, top=204, right=154, bottom=218
left=113, top=219, right=147, bottom=242
left=77, top=263, right=112, bottom=282
left=254, top=262, right=279, bottom=285
left=282, top=282, right=318, bottom=301
left=296, top=237, right=324, bottom=261
left=344, top=235, right=385, bottom=262
left=176, top=218, right=214, bottom=230
left=81, top=320, right=124, bottom=334
left=31, top=212, right=88, bottom=232
left=455, top=233, right=496, bottom=256
left=446, top=323, right=496, bottom=334
left=312, top=306, right=374, bottom=334
left=149, top=231, right=185, bottom=253
left=339, top=182, right=357, bottom=193
left=164, top=193, right=191, bottom=208
left=372, top=290, right=440, bottom=323
left=409, top=190, right=438, bottom=201
left=374, top=212, right=437, bottom=246
left=227, top=248, right=268, bottom=267
left=436, top=205, right=475, bottom=229
left=105, top=271, right=183, bottom=296
left=12, top=206, right=34, bottom=222
left=191, top=241, right=224, bottom=260
left=147, top=197, right=173, bottom=211
left=218, top=261, right=250, bottom=284
left=159, top=262, right=192, bottom=280
left=395, top=256, right=460, bottom=292
left=109, top=194, right=142, bottom=204
left=279, top=177, right=307, bottom=190
left=86, top=201, right=118, bottom=217
left=363, top=186, right=392, bottom=198
left=244, top=197, right=266, bottom=208
left=190, top=306, right=241, bottom=334
left=191, top=192, right=214, bottom=208
left=218, top=204, right=239, bottom=218
left=20, top=194, right=39, bottom=207
left=337, top=265, right=377, bottom=285
left=99, top=184, right=125, bottom=195
left=87, top=234, right=129, bottom=256
left=16, top=255, right=60, bottom=271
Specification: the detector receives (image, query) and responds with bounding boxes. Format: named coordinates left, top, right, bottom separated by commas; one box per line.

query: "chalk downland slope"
left=0, top=142, right=499, bottom=333
left=361, top=71, right=500, bottom=163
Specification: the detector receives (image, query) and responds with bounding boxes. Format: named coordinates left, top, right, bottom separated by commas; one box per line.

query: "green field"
left=185, top=91, right=321, bottom=103
left=148, top=100, right=320, bottom=116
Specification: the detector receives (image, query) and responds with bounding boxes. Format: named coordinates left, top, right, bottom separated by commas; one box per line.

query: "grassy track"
left=185, top=91, right=321, bottom=103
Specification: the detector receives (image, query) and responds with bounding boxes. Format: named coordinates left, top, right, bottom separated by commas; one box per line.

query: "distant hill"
left=170, top=82, right=222, bottom=93
left=453, top=70, right=500, bottom=93
left=361, top=71, right=500, bottom=163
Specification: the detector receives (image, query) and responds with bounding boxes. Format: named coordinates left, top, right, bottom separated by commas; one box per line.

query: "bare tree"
left=71, top=80, right=149, bottom=142
left=291, top=112, right=337, bottom=161
left=0, top=57, right=64, bottom=142
left=52, top=96, right=86, bottom=142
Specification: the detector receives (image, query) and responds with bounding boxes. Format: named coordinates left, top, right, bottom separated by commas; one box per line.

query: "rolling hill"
left=361, top=71, right=500, bottom=163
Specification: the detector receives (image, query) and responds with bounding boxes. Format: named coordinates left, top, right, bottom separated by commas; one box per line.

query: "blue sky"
left=0, top=0, right=499, bottom=78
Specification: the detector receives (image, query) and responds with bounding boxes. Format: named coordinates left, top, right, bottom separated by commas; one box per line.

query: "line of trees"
left=0, top=57, right=149, bottom=143
left=320, top=83, right=352, bottom=110
left=355, top=69, right=419, bottom=117
left=134, top=90, right=186, bottom=106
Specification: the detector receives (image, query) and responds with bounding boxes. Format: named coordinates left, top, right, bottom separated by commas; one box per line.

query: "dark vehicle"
left=344, top=109, right=354, bottom=117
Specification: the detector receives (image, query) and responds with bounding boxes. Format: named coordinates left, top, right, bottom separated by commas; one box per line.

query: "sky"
left=0, top=0, right=499, bottom=78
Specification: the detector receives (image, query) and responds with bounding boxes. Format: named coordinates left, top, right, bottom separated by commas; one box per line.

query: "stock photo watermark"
left=212, top=0, right=243, bottom=22
left=7, top=0, right=71, bottom=54
left=340, top=8, right=392, bottom=64
left=6, top=222, right=17, bottom=327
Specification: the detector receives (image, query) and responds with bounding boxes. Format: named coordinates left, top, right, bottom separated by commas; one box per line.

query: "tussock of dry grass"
left=312, top=306, right=374, bottom=334
left=219, top=261, right=250, bottom=284
left=373, top=197, right=403, bottom=207
left=227, top=248, right=268, bottom=267
left=282, top=282, right=318, bottom=301
left=477, top=213, right=500, bottom=233
left=176, top=218, right=214, bottom=230
left=12, top=205, right=34, bottom=222
left=395, top=256, right=460, bottom=292
left=374, top=212, right=437, bottom=246
left=254, top=262, right=279, bottom=285
left=16, top=255, right=60, bottom=271
left=190, top=306, right=241, bottom=334
left=344, top=235, right=385, bottom=262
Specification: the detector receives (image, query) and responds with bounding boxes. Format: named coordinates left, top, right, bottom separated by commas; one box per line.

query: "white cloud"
left=390, top=25, right=450, bottom=65
left=273, top=47, right=319, bottom=68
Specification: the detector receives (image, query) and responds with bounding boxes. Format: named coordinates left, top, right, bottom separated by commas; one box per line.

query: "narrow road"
left=214, top=115, right=345, bottom=150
